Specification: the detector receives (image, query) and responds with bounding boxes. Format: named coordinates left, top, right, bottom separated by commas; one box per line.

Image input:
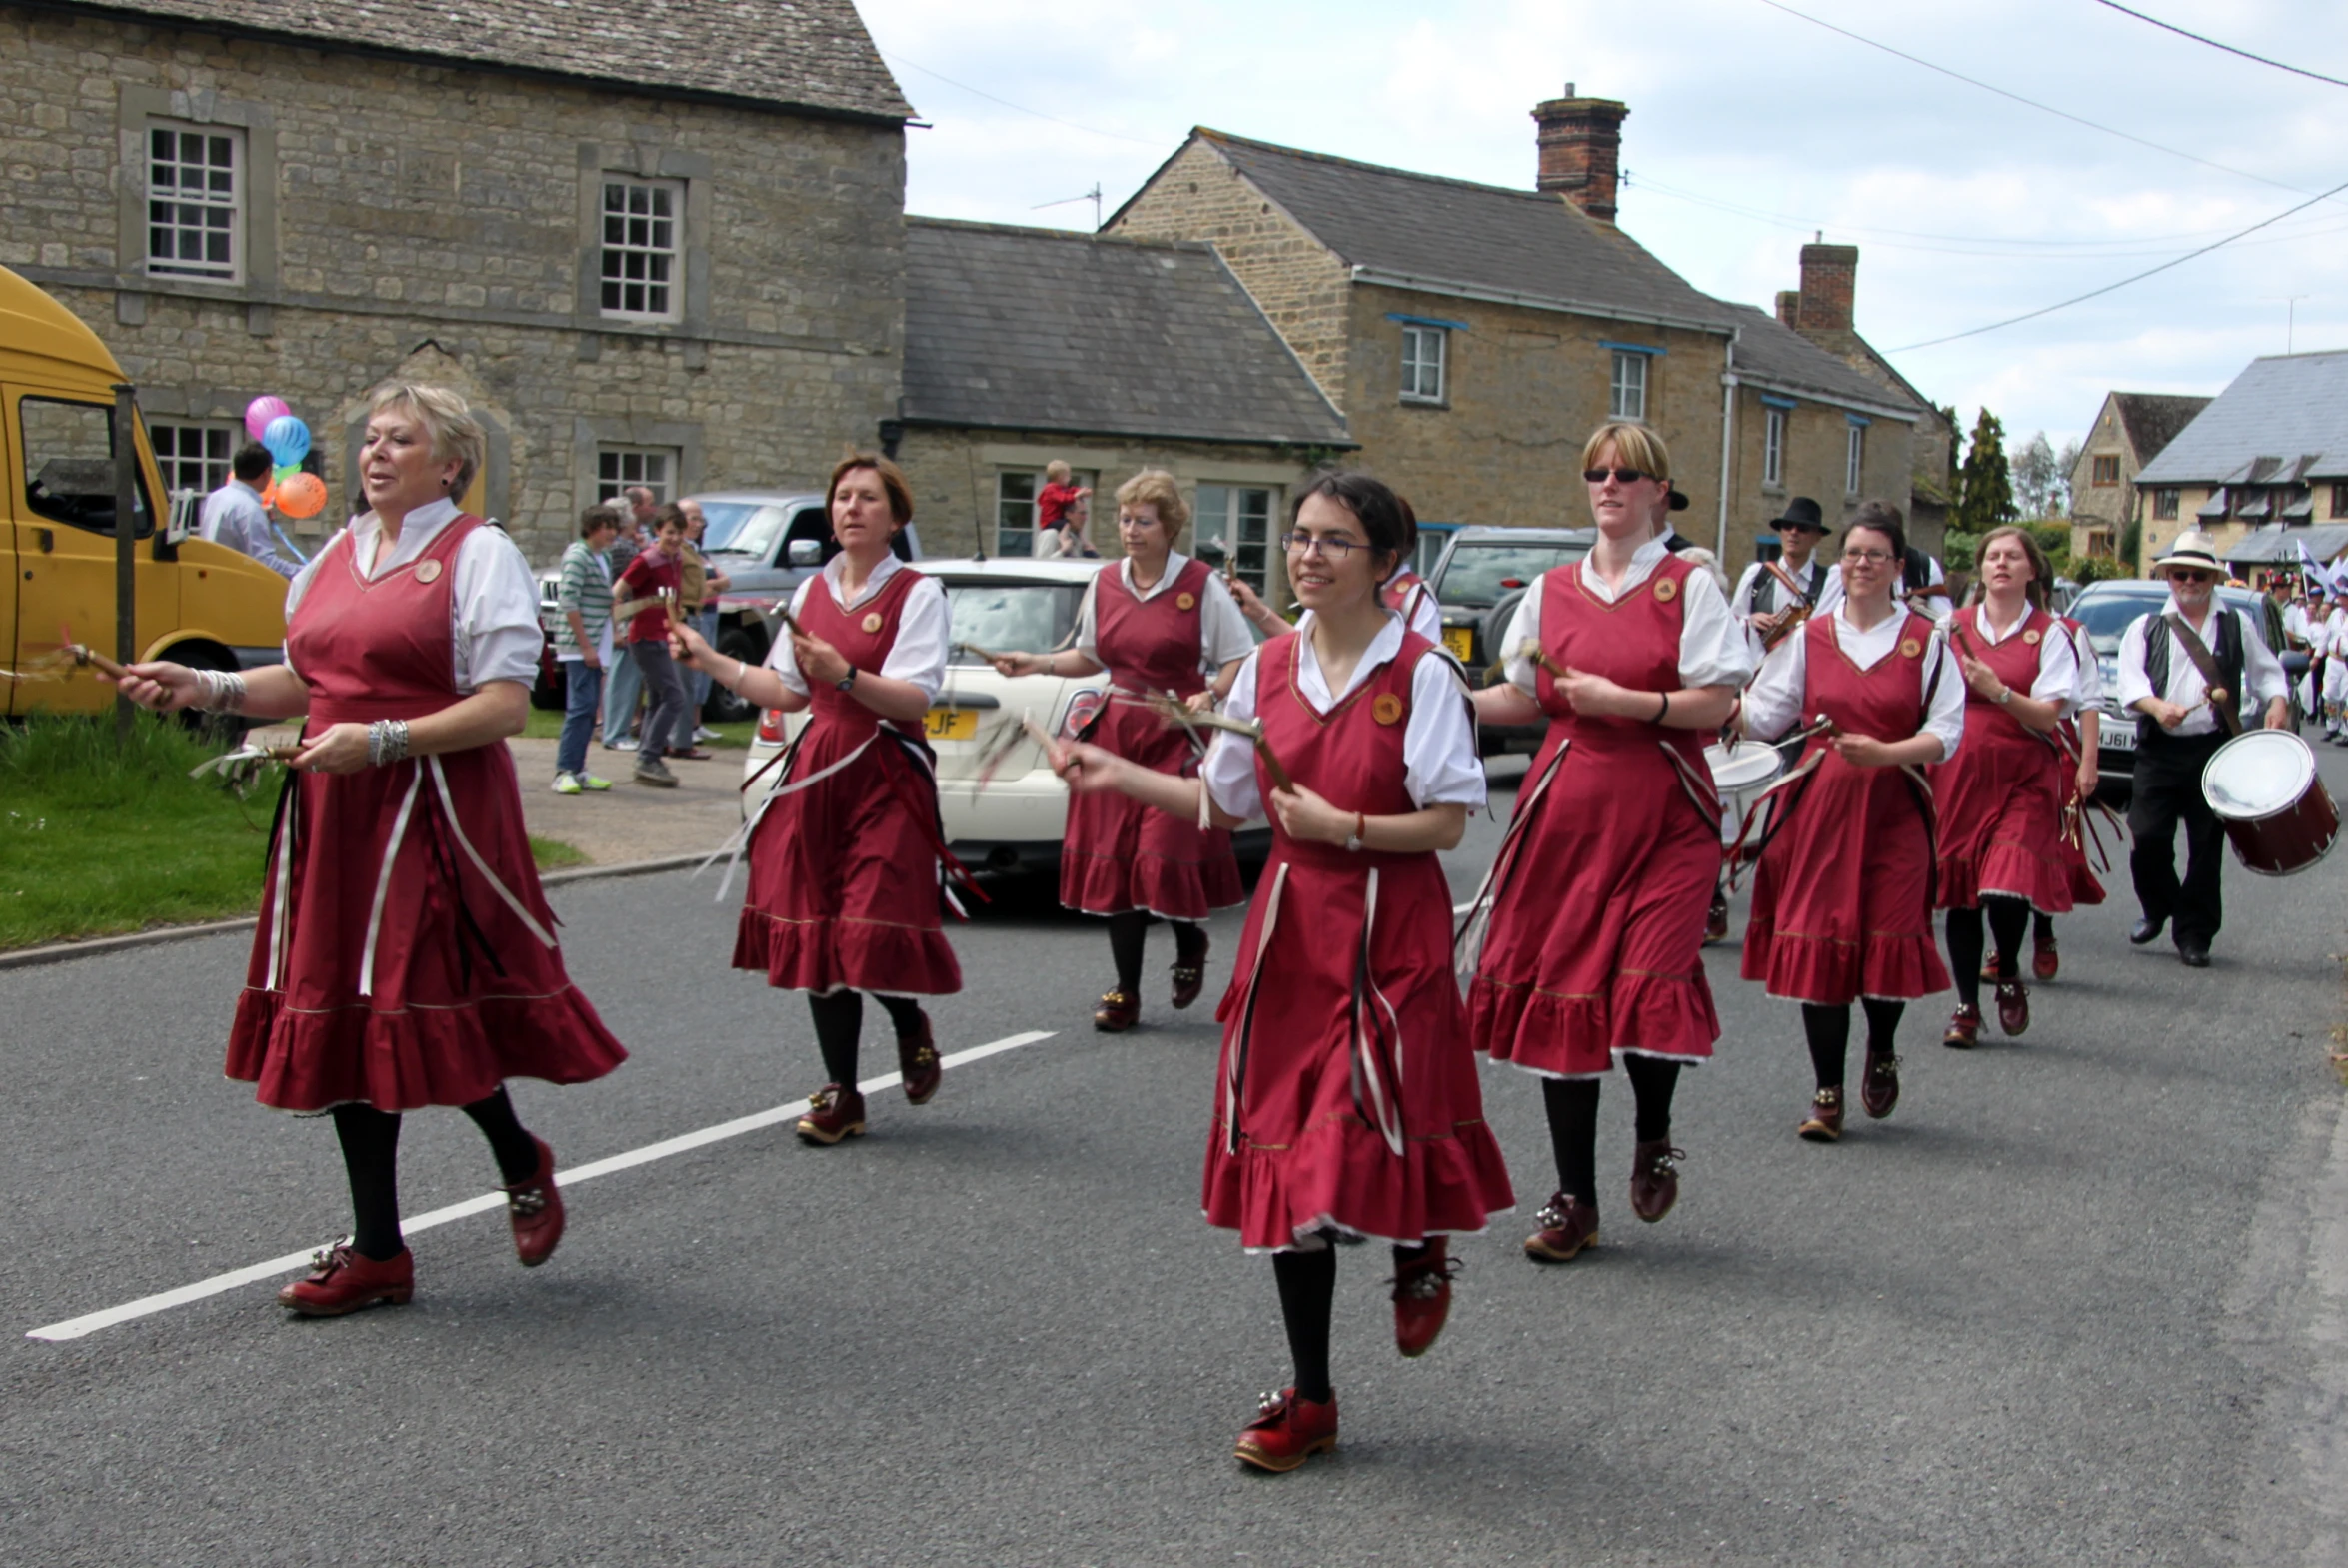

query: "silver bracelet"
left=366, top=719, right=412, bottom=767
left=193, top=668, right=248, bottom=713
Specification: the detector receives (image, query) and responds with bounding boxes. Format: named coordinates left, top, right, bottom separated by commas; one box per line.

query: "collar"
left=1122, top=550, right=1191, bottom=601
left=822, top=548, right=907, bottom=610
left=1296, top=611, right=1408, bottom=708
left=232, top=478, right=265, bottom=500
left=2163, top=593, right=2218, bottom=630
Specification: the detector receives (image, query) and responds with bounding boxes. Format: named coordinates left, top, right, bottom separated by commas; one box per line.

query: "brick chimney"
left=1531, top=83, right=1629, bottom=224
left=1795, top=242, right=1859, bottom=333
left=1775, top=291, right=1801, bottom=328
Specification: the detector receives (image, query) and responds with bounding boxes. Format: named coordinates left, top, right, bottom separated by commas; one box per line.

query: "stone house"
left=0, top=0, right=912, bottom=564
left=1104, top=90, right=1935, bottom=571
left=2064, top=391, right=2211, bottom=567
left=2130, top=350, right=2348, bottom=578
left=892, top=218, right=1351, bottom=601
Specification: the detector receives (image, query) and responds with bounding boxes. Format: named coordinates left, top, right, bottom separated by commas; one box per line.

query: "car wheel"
left=704, top=626, right=766, bottom=725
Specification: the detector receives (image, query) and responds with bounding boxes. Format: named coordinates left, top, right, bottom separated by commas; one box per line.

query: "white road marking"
left=26, top=1029, right=1058, bottom=1343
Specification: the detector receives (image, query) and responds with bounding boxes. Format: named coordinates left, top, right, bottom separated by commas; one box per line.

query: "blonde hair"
left=1580, top=422, right=1672, bottom=484
left=1045, top=459, right=1073, bottom=483
left=1113, top=468, right=1189, bottom=541
left=368, top=383, right=486, bottom=498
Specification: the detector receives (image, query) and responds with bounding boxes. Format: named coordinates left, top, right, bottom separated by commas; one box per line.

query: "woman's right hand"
left=1056, top=740, right=1124, bottom=794
left=110, top=660, right=199, bottom=712
left=992, top=652, right=1048, bottom=679
left=669, top=623, right=713, bottom=668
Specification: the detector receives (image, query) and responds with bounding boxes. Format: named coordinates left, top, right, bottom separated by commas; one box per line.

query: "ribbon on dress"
left=1452, top=737, right=1569, bottom=984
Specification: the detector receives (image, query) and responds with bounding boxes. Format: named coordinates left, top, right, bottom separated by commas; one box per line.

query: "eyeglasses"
left=1841, top=549, right=1896, bottom=565
left=1280, top=531, right=1364, bottom=558
left=2171, top=571, right=2217, bottom=585
left=1582, top=467, right=1654, bottom=486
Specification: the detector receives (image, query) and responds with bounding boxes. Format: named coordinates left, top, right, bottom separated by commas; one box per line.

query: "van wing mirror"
left=166, top=488, right=203, bottom=545
left=787, top=537, right=824, bottom=568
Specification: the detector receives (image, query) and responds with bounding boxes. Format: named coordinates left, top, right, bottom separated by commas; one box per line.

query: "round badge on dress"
left=1371, top=693, right=1405, bottom=726
left=1899, top=637, right=1923, bottom=659
left=1176, top=592, right=1196, bottom=611
left=861, top=612, right=884, bottom=634
left=1653, top=578, right=1678, bottom=603
left=414, top=559, right=442, bottom=584
left=2023, top=628, right=2041, bottom=645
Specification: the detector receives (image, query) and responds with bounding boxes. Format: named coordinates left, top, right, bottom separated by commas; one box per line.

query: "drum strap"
left=2164, top=614, right=2243, bottom=737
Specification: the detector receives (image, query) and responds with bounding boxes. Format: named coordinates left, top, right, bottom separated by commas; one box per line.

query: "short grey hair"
left=367, top=382, right=486, bottom=498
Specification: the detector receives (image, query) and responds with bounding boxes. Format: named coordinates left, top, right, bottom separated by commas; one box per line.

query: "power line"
left=878, top=48, right=1169, bottom=148
left=1754, top=0, right=2333, bottom=203
left=1890, top=172, right=2348, bottom=351
left=2090, top=0, right=2348, bottom=90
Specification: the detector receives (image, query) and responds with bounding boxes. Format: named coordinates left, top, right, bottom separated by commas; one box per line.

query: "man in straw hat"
left=2114, top=530, right=2291, bottom=967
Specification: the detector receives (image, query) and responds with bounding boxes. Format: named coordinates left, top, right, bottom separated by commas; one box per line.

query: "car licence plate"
left=925, top=707, right=979, bottom=742
left=2098, top=714, right=2134, bottom=752
left=1442, top=626, right=1475, bottom=662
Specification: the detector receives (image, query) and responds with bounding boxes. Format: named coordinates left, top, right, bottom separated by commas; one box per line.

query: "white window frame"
left=146, top=121, right=243, bottom=283
left=1195, top=483, right=1274, bottom=595
left=149, top=420, right=241, bottom=496
left=1400, top=325, right=1447, bottom=405
left=996, top=470, right=1041, bottom=558
left=1845, top=422, right=1866, bottom=496
left=1609, top=350, right=1648, bottom=422
left=599, top=177, right=685, bottom=323
left=1763, top=407, right=1786, bottom=488
left=596, top=446, right=676, bottom=505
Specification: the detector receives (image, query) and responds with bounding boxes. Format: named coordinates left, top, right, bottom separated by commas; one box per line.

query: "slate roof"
left=56, top=0, right=913, bottom=121
left=2109, top=392, right=2211, bottom=466
left=1142, top=130, right=1731, bottom=334
left=900, top=219, right=1351, bottom=448
left=1723, top=305, right=1921, bottom=419
left=2137, top=352, right=2348, bottom=484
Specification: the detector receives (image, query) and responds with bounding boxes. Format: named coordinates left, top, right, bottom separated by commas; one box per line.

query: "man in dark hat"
left=1729, top=498, right=1832, bottom=650
left=1651, top=485, right=1698, bottom=553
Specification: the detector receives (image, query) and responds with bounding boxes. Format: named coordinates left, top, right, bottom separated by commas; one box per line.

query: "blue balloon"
left=263, top=414, right=311, bottom=465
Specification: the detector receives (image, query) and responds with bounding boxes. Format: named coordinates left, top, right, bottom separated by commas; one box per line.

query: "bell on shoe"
left=1859, top=1050, right=1900, bottom=1119
left=1629, top=1139, right=1683, bottom=1223
left=1524, top=1191, right=1600, bottom=1262
left=503, top=1134, right=565, bottom=1268
left=1170, top=932, right=1210, bottom=1010
left=796, top=1083, right=867, bottom=1145
left=1388, top=1238, right=1461, bottom=1358
left=1234, top=1387, right=1338, bottom=1473
left=1798, top=1085, right=1843, bottom=1142
left=1994, top=976, right=2029, bottom=1037
left=1942, top=1003, right=1982, bottom=1049
left=1093, top=988, right=1140, bottom=1032
left=277, top=1242, right=414, bottom=1317
left=896, top=1009, right=942, bottom=1104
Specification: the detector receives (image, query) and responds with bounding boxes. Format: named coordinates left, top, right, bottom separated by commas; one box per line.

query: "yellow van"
left=2, top=264, right=287, bottom=714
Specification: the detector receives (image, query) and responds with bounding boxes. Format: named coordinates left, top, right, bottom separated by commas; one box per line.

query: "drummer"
left=1728, top=498, right=1836, bottom=663
left=2114, top=530, right=2290, bottom=967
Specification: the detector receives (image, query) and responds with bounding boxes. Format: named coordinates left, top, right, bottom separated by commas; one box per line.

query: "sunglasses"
left=1582, top=467, right=1655, bottom=486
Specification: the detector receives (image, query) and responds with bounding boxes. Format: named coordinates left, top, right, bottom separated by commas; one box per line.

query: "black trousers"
left=2127, top=729, right=2228, bottom=946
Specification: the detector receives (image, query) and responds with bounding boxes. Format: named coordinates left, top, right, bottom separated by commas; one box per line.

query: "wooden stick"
left=58, top=625, right=127, bottom=681
left=1127, top=693, right=1295, bottom=791
left=956, top=641, right=1009, bottom=665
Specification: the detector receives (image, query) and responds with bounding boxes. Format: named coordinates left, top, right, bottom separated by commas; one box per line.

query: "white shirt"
left=1745, top=603, right=1965, bottom=763
left=200, top=478, right=301, bottom=580
left=767, top=551, right=950, bottom=701
left=1074, top=552, right=1256, bottom=671
left=283, top=498, right=542, bottom=690
left=1729, top=555, right=1832, bottom=621
left=1201, top=614, right=1485, bottom=824
left=2064, top=619, right=2102, bottom=711
left=2114, top=596, right=2288, bottom=738
left=1498, top=534, right=1756, bottom=696
left=1949, top=601, right=2081, bottom=710
left=2284, top=603, right=2311, bottom=647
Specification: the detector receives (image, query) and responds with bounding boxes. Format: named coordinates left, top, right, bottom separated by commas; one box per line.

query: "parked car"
left=1422, top=525, right=1597, bottom=753
left=2067, top=578, right=2276, bottom=796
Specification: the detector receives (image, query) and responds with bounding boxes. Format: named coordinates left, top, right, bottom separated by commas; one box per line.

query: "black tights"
left=1106, top=911, right=1206, bottom=995
left=331, top=1086, right=540, bottom=1262
left=1538, top=1056, right=1681, bottom=1207
left=1945, top=897, right=2030, bottom=1009
left=1799, top=999, right=1907, bottom=1088
left=807, top=989, right=927, bottom=1086
left=1269, top=1237, right=1432, bottom=1404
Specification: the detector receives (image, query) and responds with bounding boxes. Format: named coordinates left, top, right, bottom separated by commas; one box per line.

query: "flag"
left=2299, top=540, right=2348, bottom=596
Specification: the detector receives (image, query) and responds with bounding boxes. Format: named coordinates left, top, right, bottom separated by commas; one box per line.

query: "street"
left=4, top=755, right=2348, bottom=1568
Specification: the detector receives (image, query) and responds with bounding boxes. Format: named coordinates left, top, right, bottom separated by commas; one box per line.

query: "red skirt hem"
left=226, top=984, right=627, bottom=1113
left=1467, top=967, right=1719, bottom=1076
left=1060, top=845, right=1245, bottom=920
left=1739, top=927, right=1952, bottom=1005
left=1203, top=1110, right=1515, bottom=1252
left=732, top=907, right=961, bottom=995
left=1936, top=838, right=2077, bottom=914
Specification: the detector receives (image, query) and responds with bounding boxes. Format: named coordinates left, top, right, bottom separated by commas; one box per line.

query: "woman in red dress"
left=2026, top=614, right=2106, bottom=979
left=1058, top=471, right=1510, bottom=1474
left=1460, top=424, right=1752, bottom=1262
left=990, top=470, right=1252, bottom=1030
left=672, top=455, right=958, bottom=1144
left=118, top=383, right=626, bottom=1316
left=1739, top=503, right=1962, bottom=1141
left=1933, top=525, right=2077, bottom=1047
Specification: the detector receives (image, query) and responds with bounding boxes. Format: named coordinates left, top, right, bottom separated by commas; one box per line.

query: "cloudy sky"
left=855, top=0, right=2348, bottom=458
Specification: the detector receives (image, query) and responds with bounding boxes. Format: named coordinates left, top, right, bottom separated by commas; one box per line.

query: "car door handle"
left=35, top=528, right=53, bottom=554
left=934, top=692, right=1002, bottom=710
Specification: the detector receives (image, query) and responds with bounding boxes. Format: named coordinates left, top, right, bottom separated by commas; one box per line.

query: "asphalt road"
left=5, top=751, right=2348, bottom=1566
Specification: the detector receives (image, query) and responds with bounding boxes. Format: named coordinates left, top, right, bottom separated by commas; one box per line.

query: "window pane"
left=996, top=471, right=1038, bottom=557
left=146, top=119, right=239, bottom=280
left=599, top=177, right=685, bottom=321
left=21, top=397, right=153, bottom=535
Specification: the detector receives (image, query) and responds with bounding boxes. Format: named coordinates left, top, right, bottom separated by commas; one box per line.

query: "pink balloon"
left=244, top=396, right=291, bottom=442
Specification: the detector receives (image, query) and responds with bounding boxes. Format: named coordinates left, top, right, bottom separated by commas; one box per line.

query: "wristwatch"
left=835, top=667, right=858, bottom=693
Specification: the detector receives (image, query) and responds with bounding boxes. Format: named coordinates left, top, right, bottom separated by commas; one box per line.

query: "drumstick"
left=58, top=624, right=128, bottom=681
left=1128, top=693, right=1296, bottom=792
left=957, top=641, right=1010, bottom=665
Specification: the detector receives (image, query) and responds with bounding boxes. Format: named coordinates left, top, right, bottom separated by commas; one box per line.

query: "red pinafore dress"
left=1060, top=558, right=1243, bottom=919
left=1932, top=605, right=2073, bottom=913
left=1465, top=556, right=1722, bottom=1077
left=1385, top=570, right=1433, bottom=630
left=1204, top=633, right=1513, bottom=1252
left=1740, top=613, right=1953, bottom=1004
left=733, top=567, right=963, bottom=996
left=2051, top=617, right=2107, bottom=906
left=228, top=514, right=627, bottom=1113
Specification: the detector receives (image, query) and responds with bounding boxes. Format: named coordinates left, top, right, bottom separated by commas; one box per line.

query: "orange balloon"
left=259, top=481, right=279, bottom=510
left=277, top=472, right=328, bottom=519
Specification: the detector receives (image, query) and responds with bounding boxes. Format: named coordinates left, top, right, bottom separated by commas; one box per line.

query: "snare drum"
left=2201, top=729, right=2339, bottom=876
left=1706, top=743, right=1786, bottom=851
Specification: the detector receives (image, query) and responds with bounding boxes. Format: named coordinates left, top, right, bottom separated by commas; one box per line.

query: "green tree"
left=1954, top=409, right=2017, bottom=534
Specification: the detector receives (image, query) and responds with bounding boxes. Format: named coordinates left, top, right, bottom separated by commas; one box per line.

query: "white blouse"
left=1074, top=551, right=1256, bottom=670
left=282, top=498, right=543, bottom=691
left=1950, top=603, right=2081, bottom=708
left=1201, top=614, right=1486, bottom=824
left=1744, top=603, right=1966, bottom=763
left=766, top=552, right=950, bottom=702
left=1499, top=533, right=1756, bottom=696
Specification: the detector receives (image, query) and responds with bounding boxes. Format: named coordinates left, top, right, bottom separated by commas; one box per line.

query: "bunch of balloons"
left=243, top=395, right=327, bottom=520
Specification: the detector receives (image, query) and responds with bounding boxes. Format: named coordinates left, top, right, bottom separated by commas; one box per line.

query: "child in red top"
left=613, top=508, right=695, bottom=783
left=1037, top=460, right=1091, bottom=558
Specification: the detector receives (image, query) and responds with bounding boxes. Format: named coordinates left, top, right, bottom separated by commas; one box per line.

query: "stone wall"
left=1721, top=386, right=1919, bottom=570
left=0, top=5, right=905, bottom=565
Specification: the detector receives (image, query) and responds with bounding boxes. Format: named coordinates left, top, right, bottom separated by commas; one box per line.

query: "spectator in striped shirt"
left=553, top=504, right=621, bottom=794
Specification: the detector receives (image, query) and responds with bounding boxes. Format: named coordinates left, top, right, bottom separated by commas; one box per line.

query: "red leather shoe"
left=1234, top=1387, right=1338, bottom=1473
left=1859, top=1050, right=1900, bottom=1119
left=1171, top=933, right=1209, bottom=1010
left=1093, top=989, right=1140, bottom=1032
left=1942, top=1003, right=1982, bottom=1049
left=2033, top=931, right=2059, bottom=981
left=1798, top=1086, right=1843, bottom=1142
left=277, top=1243, right=414, bottom=1316
left=796, top=1083, right=867, bottom=1145
left=503, top=1135, right=565, bottom=1268
left=1389, top=1238, right=1461, bottom=1358
left=896, top=1010, right=941, bottom=1105
left=1704, top=888, right=1731, bottom=945
left=1995, top=977, right=2030, bottom=1037
left=1629, top=1140, right=1683, bottom=1223
left=1524, top=1192, right=1599, bottom=1262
